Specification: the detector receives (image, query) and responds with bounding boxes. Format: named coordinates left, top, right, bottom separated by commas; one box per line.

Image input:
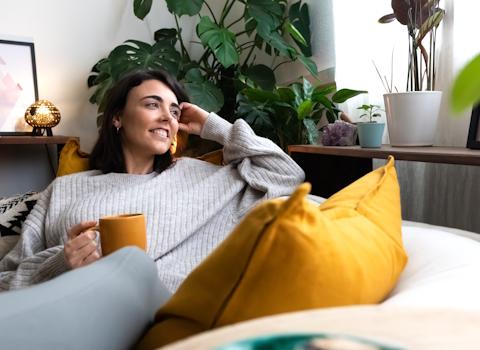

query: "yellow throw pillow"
left=56, top=139, right=89, bottom=176
left=197, top=149, right=224, bottom=165
left=136, top=156, right=407, bottom=349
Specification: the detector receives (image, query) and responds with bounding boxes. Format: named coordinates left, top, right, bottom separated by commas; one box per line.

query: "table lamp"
left=24, top=100, right=61, bottom=136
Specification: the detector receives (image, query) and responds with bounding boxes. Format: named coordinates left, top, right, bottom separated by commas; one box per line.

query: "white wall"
left=0, top=0, right=195, bottom=152
left=0, top=0, right=195, bottom=196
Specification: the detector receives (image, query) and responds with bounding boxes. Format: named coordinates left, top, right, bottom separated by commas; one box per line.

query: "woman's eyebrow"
left=141, top=95, right=180, bottom=109
left=141, top=95, right=163, bottom=102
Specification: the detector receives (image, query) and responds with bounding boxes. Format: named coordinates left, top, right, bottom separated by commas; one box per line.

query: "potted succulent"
left=378, top=0, right=445, bottom=146
left=356, top=104, right=385, bottom=148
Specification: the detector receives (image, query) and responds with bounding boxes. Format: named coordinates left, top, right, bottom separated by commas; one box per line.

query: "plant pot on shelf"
left=357, top=122, right=385, bottom=148
left=383, top=91, right=442, bottom=146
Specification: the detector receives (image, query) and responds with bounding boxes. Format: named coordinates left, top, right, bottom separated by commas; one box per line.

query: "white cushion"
left=384, top=225, right=480, bottom=309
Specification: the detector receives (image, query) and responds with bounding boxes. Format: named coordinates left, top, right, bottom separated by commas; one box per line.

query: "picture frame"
left=0, top=39, right=39, bottom=134
left=466, top=104, right=480, bottom=149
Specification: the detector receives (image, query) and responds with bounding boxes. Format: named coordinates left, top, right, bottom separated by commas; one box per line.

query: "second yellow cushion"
left=136, top=156, right=408, bottom=349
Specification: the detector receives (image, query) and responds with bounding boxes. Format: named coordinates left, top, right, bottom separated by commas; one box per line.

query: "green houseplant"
left=88, top=0, right=317, bottom=128
left=378, top=0, right=445, bottom=146
left=356, top=104, right=385, bottom=148
left=237, top=78, right=366, bottom=150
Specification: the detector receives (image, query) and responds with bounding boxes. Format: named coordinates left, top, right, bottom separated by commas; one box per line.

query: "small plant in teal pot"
left=356, top=104, right=385, bottom=148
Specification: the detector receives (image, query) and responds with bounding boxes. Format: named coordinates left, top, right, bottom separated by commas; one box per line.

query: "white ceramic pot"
left=383, top=91, right=442, bottom=146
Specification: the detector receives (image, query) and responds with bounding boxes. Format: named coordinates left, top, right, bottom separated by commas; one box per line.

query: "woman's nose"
left=159, top=105, right=173, bottom=120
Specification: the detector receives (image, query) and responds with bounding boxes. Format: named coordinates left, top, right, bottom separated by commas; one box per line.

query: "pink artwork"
left=0, top=39, right=38, bottom=132
left=0, top=68, right=23, bottom=128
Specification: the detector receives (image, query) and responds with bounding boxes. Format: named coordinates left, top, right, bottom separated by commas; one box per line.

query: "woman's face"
left=114, top=79, right=181, bottom=162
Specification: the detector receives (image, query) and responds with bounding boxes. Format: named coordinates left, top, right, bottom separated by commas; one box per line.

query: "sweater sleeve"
left=0, top=186, right=68, bottom=291
left=200, top=112, right=305, bottom=198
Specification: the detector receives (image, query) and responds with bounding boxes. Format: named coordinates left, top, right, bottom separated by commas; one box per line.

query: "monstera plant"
left=88, top=0, right=317, bottom=128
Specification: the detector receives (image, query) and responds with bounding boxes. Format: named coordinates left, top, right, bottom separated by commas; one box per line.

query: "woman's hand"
left=178, top=102, right=209, bottom=135
left=64, top=221, right=102, bottom=269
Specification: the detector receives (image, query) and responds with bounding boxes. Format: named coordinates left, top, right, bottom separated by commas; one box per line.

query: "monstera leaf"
left=166, top=0, right=204, bottom=17
left=246, top=0, right=283, bottom=30
left=197, top=17, right=239, bottom=68
left=87, top=39, right=181, bottom=124
left=183, top=68, right=224, bottom=113
left=133, top=0, right=153, bottom=20
left=245, top=64, right=276, bottom=91
left=288, top=1, right=312, bottom=57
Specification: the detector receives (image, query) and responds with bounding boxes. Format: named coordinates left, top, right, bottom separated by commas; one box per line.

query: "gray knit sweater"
left=0, top=113, right=304, bottom=292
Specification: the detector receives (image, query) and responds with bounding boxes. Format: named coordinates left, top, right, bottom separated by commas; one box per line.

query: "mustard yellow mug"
left=95, top=213, right=147, bottom=256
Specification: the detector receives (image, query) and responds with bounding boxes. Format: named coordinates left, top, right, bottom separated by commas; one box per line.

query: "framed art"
left=466, top=104, right=480, bottom=149
left=0, top=39, right=39, bottom=133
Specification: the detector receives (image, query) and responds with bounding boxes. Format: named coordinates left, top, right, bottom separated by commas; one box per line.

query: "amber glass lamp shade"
left=24, top=100, right=61, bottom=136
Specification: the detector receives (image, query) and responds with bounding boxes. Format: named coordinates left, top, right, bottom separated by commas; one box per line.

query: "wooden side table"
left=0, top=135, right=77, bottom=158
left=288, top=145, right=480, bottom=198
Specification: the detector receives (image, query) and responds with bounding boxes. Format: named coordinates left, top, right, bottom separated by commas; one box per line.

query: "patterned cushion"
left=0, top=192, right=39, bottom=258
left=0, top=192, right=39, bottom=237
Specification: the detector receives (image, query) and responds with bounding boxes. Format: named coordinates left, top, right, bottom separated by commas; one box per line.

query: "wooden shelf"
left=0, top=135, right=77, bottom=145
left=288, top=145, right=480, bottom=166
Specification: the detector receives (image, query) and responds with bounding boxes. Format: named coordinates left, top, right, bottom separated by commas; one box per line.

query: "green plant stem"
left=243, top=44, right=256, bottom=66
left=204, top=1, right=218, bottom=24
left=219, top=0, right=230, bottom=24
left=235, top=30, right=249, bottom=37
left=219, top=0, right=236, bottom=26
left=227, top=15, right=244, bottom=29
left=431, top=28, right=437, bottom=90
left=239, top=44, right=256, bottom=53
left=174, top=15, right=190, bottom=61
left=273, top=59, right=294, bottom=71
left=238, top=40, right=255, bottom=49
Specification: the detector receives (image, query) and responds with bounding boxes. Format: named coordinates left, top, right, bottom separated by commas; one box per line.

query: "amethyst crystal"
left=321, top=120, right=357, bottom=146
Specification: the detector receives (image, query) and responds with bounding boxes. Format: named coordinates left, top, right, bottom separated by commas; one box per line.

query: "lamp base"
left=32, top=127, right=53, bottom=136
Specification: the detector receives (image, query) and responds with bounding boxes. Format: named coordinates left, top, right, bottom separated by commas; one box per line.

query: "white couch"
left=162, top=222, right=480, bottom=350
left=0, top=220, right=479, bottom=349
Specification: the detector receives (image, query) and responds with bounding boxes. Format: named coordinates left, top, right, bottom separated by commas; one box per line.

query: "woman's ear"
left=112, top=115, right=122, bottom=129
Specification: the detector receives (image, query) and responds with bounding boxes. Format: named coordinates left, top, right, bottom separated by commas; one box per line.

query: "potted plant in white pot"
left=378, top=0, right=445, bottom=146
left=356, top=104, right=384, bottom=148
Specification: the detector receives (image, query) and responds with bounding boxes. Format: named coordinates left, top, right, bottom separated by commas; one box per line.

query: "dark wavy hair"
left=89, top=69, right=190, bottom=173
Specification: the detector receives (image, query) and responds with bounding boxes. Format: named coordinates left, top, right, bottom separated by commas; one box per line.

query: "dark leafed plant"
left=237, top=78, right=366, bottom=150
left=88, top=0, right=317, bottom=127
left=379, top=0, right=445, bottom=91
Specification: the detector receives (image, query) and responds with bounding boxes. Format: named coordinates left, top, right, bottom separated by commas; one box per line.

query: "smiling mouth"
left=149, top=128, right=169, bottom=138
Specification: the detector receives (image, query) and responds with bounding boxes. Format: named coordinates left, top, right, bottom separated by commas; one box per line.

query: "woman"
left=0, top=69, right=304, bottom=292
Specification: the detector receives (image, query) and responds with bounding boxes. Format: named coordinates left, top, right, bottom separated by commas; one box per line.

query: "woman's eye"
left=170, top=108, right=181, bottom=120
left=146, top=102, right=158, bottom=108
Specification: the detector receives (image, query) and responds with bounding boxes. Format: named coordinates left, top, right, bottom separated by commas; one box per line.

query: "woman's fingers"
left=178, top=102, right=209, bottom=135
left=82, top=248, right=102, bottom=266
left=67, top=221, right=97, bottom=240
left=65, top=232, right=98, bottom=269
left=65, top=221, right=99, bottom=269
